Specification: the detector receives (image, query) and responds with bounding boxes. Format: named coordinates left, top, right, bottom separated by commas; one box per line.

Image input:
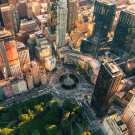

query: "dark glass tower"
left=47, top=0, right=59, bottom=34
left=87, top=0, right=117, bottom=58
left=91, top=60, right=123, bottom=117
left=112, top=5, right=135, bottom=59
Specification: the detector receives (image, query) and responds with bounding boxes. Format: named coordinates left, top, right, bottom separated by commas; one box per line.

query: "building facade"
left=47, top=0, right=59, bottom=34
left=91, top=60, right=123, bottom=117
left=10, top=8, right=20, bottom=34
left=112, top=5, right=135, bottom=60
left=26, top=72, right=34, bottom=90
left=87, top=0, right=117, bottom=58
left=35, top=31, right=52, bottom=62
left=45, top=55, right=56, bottom=71
left=16, top=43, right=30, bottom=70
left=1, top=6, right=12, bottom=30
left=100, top=115, right=128, bottom=135
left=67, top=0, right=76, bottom=34
left=56, top=0, right=67, bottom=47
left=122, top=95, right=135, bottom=135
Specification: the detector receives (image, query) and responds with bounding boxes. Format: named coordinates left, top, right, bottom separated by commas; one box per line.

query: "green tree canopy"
left=44, top=124, right=58, bottom=135
left=32, top=129, right=40, bottom=135
left=19, top=114, right=30, bottom=122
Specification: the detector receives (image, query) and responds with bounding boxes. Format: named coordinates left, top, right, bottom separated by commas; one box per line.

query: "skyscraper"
left=67, top=0, right=76, bottom=34
left=91, top=60, right=123, bottom=117
left=8, top=0, right=16, bottom=7
left=1, top=6, right=12, bottom=30
left=10, top=8, right=20, bottom=34
left=87, top=0, right=117, bottom=58
left=56, top=0, right=67, bottom=47
left=122, top=95, right=135, bottom=135
left=47, top=0, right=59, bottom=34
left=112, top=5, right=135, bottom=59
left=0, top=30, right=14, bottom=78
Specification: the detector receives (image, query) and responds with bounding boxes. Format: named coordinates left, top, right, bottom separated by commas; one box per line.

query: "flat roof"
left=106, top=62, right=120, bottom=73
left=124, top=5, right=135, bottom=16
left=96, top=0, right=117, bottom=5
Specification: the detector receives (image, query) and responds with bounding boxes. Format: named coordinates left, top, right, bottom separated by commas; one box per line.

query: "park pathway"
left=73, top=119, right=84, bottom=133
left=6, top=120, right=17, bottom=128
left=70, top=116, right=73, bottom=135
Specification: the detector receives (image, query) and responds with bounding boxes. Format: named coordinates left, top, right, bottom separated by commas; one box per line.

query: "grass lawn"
left=72, top=122, right=81, bottom=135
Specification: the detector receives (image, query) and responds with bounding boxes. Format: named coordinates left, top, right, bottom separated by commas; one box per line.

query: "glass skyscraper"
left=91, top=60, right=123, bottom=117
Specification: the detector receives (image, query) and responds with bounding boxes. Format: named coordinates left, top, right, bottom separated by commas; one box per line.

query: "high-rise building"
left=39, top=67, right=47, bottom=85
left=0, top=39, right=21, bottom=78
left=47, top=0, right=59, bottom=34
left=17, top=1, right=27, bottom=19
left=16, top=42, right=30, bottom=70
left=87, top=0, right=117, bottom=58
left=27, top=3, right=33, bottom=19
left=8, top=0, right=16, bottom=7
left=10, top=8, right=20, bottom=34
left=100, top=115, right=128, bottom=135
left=56, top=0, right=67, bottom=47
left=1, top=6, right=12, bottom=30
left=32, top=2, right=40, bottom=17
left=112, top=5, right=135, bottom=59
left=91, top=60, right=123, bottom=117
left=26, top=72, right=34, bottom=90
left=67, top=0, right=76, bottom=34
left=16, top=19, right=38, bottom=44
left=122, top=95, right=135, bottom=135
left=30, top=61, right=40, bottom=84
left=35, top=31, right=52, bottom=62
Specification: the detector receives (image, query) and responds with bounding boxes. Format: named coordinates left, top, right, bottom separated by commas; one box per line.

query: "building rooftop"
left=20, top=19, right=36, bottom=26
left=0, top=30, right=14, bottom=41
left=45, top=55, right=55, bottom=61
left=58, top=46, right=72, bottom=53
left=124, top=5, right=135, bottom=16
left=97, top=0, right=117, bottom=5
left=103, top=60, right=123, bottom=76
left=1, top=6, right=10, bottom=12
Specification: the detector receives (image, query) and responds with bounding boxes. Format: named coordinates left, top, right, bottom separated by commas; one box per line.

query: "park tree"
left=28, top=109, right=34, bottom=120
left=19, top=114, right=30, bottom=122
left=82, top=118, right=89, bottom=127
left=63, top=99, right=72, bottom=110
left=34, top=104, right=42, bottom=111
left=40, top=107, right=44, bottom=112
left=46, top=93, right=53, bottom=100
left=1, top=128, right=13, bottom=135
left=0, top=121, right=3, bottom=126
left=81, top=131, right=95, bottom=135
left=32, top=129, right=40, bottom=135
left=77, top=118, right=81, bottom=123
left=45, top=124, right=58, bottom=135
left=61, top=119, right=70, bottom=128
left=72, top=112, right=79, bottom=120
left=17, top=109, right=22, bottom=116
left=1, top=113, right=8, bottom=122
left=76, top=106, right=84, bottom=114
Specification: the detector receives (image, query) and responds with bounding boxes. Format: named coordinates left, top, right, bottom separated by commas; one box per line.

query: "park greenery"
left=58, top=74, right=67, bottom=83
left=0, top=93, right=53, bottom=135
left=0, top=98, right=90, bottom=135
left=69, top=73, right=79, bottom=83
left=69, top=64, right=86, bottom=74
left=84, top=76, right=91, bottom=83
left=61, top=83, right=77, bottom=90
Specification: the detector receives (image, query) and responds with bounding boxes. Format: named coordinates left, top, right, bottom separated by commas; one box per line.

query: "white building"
left=45, top=55, right=56, bottom=71
left=122, top=95, right=135, bottom=135
left=56, top=0, right=67, bottom=47
left=100, top=115, right=128, bottom=135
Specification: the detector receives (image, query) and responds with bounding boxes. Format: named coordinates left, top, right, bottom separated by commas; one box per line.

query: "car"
left=38, top=90, right=43, bottom=93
